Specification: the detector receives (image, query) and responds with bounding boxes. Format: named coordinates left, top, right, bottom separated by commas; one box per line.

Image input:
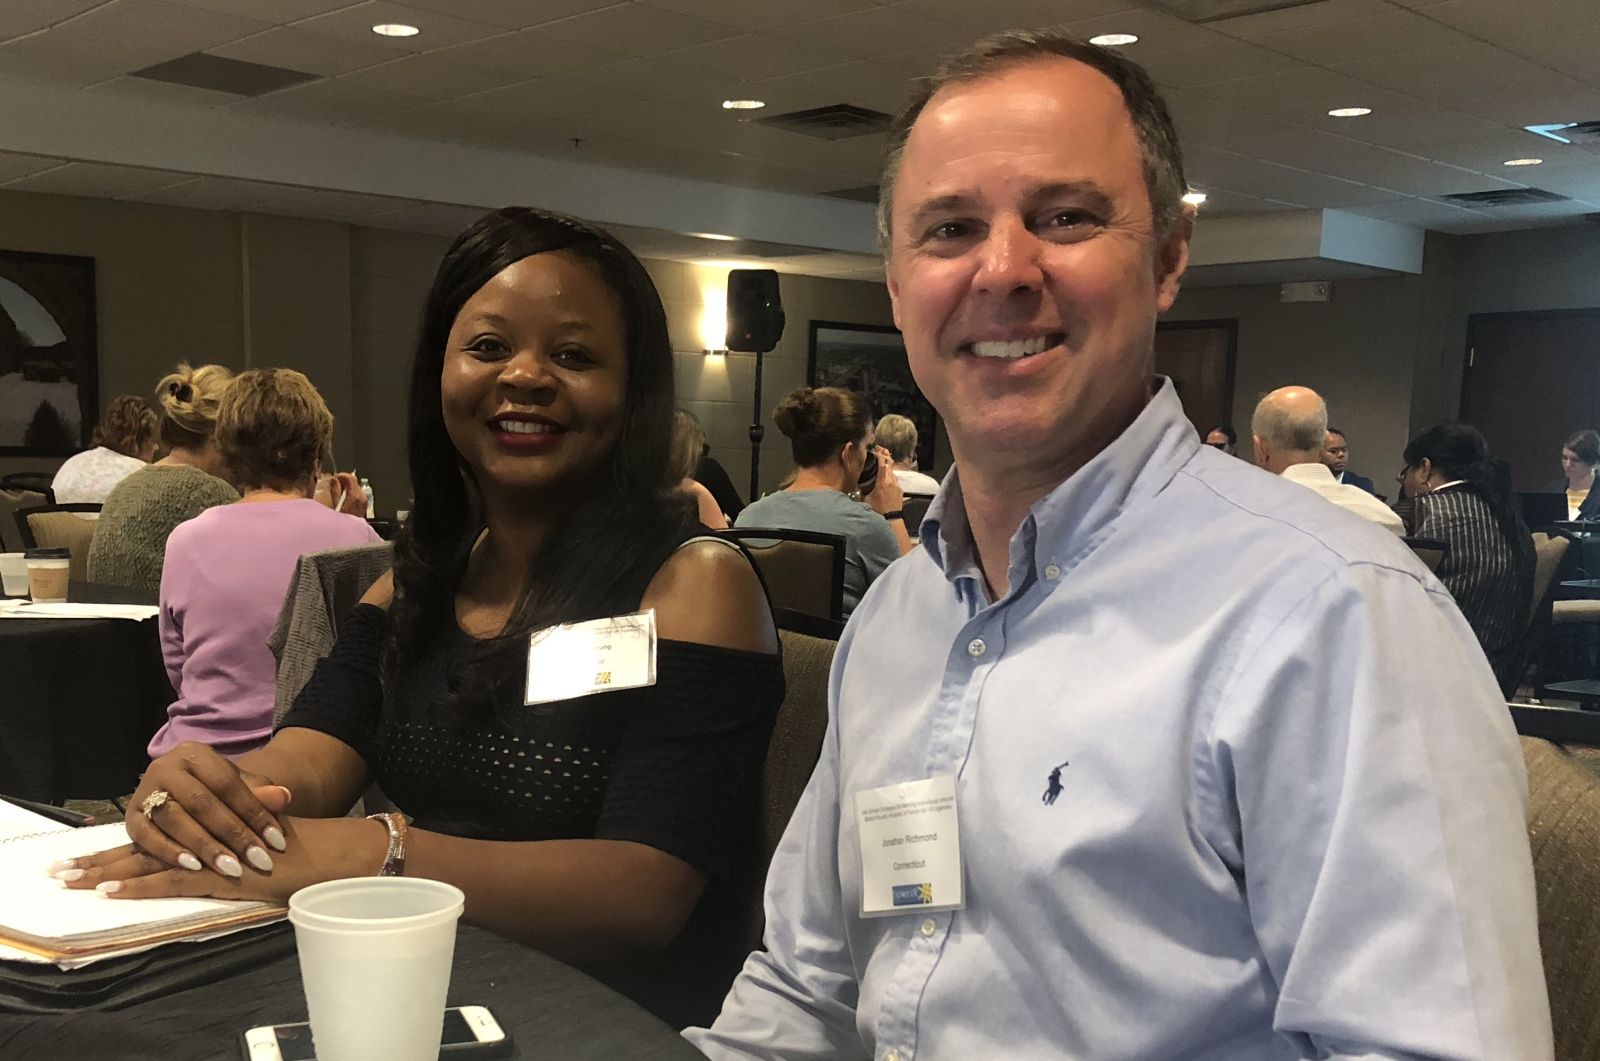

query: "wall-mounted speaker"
left=726, top=269, right=785, bottom=353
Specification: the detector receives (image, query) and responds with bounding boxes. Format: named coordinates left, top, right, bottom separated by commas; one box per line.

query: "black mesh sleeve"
left=275, top=603, right=389, bottom=766
left=595, top=639, right=785, bottom=879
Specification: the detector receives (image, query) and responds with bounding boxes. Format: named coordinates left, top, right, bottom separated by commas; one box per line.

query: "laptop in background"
left=1519, top=492, right=1568, bottom=528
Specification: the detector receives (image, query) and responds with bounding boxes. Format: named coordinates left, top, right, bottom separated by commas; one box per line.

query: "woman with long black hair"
left=56, top=208, right=784, bottom=1024
left=1398, top=422, right=1535, bottom=687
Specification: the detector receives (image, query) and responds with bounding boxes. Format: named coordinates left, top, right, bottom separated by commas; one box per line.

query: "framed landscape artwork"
left=0, top=249, right=98, bottom=456
left=808, top=321, right=939, bottom=473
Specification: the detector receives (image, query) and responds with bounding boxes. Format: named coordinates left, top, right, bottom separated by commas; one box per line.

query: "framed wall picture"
left=0, top=249, right=98, bottom=456
left=808, top=321, right=939, bottom=473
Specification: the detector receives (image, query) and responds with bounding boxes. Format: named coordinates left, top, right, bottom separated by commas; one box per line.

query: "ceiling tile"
left=1187, top=188, right=1300, bottom=214
left=1345, top=197, right=1480, bottom=227
left=289, top=1, right=505, bottom=54
left=1189, top=67, right=1404, bottom=122
left=0, top=0, right=273, bottom=85
left=60, top=0, right=275, bottom=50
left=162, top=0, right=356, bottom=20
left=890, top=0, right=1137, bottom=33
left=1140, top=39, right=1302, bottom=87
left=433, top=28, right=629, bottom=77
left=1243, top=9, right=1476, bottom=64
left=766, top=8, right=973, bottom=61
left=364, top=200, right=490, bottom=235
left=1457, top=92, right=1600, bottom=129
left=1205, top=0, right=1392, bottom=39
left=557, top=57, right=731, bottom=101
left=0, top=0, right=105, bottom=44
left=1183, top=144, right=1406, bottom=207
left=1213, top=128, right=1517, bottom=196
left=1336, top=42, right=1592, bottom=111
left=398, top=0, right=623, bottom=31
left=124, top=174, right=314, bottom=209
left=269, top=187, right=411, bottom=218
left=535, top=4, right=741, bottom=56
left=209, top=26, right=401, bottom=77
left=227, top=77, right=423, bottom=122
left=638, top=0, right=877, bottom=32
left=1502, top=160, right=1600, bottom=201
left=83, top=74, right=243, bottom=107
left=656, top=33, right=850, bottom=82
left=1317, top=105, right=1512, bottom=153
left=1064, top=9, right=1225, bottom=52
left=746, top=60, right=917, bottom=114
left=2, top=161, right=197, bottom=198
left=1408, top=131, right=1587, bottom=170
left=334, top=52, right=533, bottom=100
left=0, top=152, right=65, bottom=183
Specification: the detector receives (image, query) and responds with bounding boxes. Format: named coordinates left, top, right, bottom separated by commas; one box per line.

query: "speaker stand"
left=747, top=348, right=766, bottom=502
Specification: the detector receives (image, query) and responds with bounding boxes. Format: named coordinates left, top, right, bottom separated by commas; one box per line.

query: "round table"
left=0, top=581, right=172, bottom=803
left=0, top=925, right=701, bottom=1060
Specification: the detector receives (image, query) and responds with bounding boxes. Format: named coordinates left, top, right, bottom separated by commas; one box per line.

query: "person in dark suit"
left=1398, top=422, right=1535, bottom=690
left=1323, top=426, right=1377, bottom=494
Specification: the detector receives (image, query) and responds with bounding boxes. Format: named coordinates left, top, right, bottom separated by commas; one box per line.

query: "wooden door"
left=1155, top=320, right=1236, bottom=436
left=1461, top=311, right=1600, bottom=492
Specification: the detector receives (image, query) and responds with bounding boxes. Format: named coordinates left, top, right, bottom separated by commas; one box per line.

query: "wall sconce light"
left=699, top=294, right=728, bottom=355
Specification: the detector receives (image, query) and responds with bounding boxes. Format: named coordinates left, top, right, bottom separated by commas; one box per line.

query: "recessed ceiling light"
left=1327, top=107, right=1372, bottom=117
left=1181, top=190, right=1207, bottom=206
left=371, top=23, right=420, bottom=37
left=722, top=99, right=765, bottom=110
left=1503, top=157, right=1544, bottom=166
left=1089, top=33, right=1139, bottom=46
left=688, top=231, right=738, bottom=241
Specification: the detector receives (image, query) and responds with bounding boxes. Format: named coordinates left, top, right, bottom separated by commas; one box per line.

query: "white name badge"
left=854, top=774, right=964, bottom=917
left=524, top=610, right=657, bottom=706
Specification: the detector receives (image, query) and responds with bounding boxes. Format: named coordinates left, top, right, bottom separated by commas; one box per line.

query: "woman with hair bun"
left=88, top=363, right=240, bottom=592
left=50, top=394, right=160, bottom=510
left=735, top=385, right=915, bottom=617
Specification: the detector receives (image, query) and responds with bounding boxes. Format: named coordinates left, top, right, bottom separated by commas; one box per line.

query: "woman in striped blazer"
left=1398, top=423, right=1535, bottom=690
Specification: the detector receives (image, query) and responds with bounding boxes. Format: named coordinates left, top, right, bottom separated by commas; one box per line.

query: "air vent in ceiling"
left=823, top=185, right=881, bottom=203
left=1439, top=187, right=1570, bottom=207
left=131, top=53, right=317, bottom=97
left=758, top=104, right=892, bottom=141
left=1145, top=0, right=1328, bottom=23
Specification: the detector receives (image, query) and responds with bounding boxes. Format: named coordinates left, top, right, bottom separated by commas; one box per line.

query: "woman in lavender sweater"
left=149, top=368, right=380, bottom=759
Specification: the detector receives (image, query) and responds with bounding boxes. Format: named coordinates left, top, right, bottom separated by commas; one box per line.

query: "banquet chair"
left=1517, top=732, right=1600, bottom=1060
left=1501, top=533, right=1570, bottom=696
left=268, top=541, right=395, bottom=724
left=719, top=528, right=846, bottom=623
left=901, top=493, right=935, bottom=539
left=0, top=487, right=49, bottom=552
left=17, top=503, right=101, bottom=581
left=1401, top=536, right=1449, bottom=573
left=0, top=472, right=54, bottom=503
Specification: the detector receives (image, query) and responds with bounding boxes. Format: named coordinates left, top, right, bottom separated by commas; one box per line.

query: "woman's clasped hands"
left=49, top=742, right=384, bottom=904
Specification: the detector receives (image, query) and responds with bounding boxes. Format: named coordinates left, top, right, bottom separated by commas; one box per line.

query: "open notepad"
left=0, top=810, right=285, bottom=968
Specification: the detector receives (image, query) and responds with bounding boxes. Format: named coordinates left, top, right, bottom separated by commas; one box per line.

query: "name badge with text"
left=524, top=610, right=657, bottom=706
left=855, top=774, right=964, bottom=917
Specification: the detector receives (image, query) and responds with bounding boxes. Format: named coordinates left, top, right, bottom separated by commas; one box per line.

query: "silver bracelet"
left=367, top=811, right=408, bottom=877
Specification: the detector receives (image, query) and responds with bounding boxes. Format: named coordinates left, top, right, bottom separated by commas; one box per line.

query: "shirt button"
left=1043, top=563, right=1062, bottom=581
left=920, top=917, right=937, bottom=937
left=967, top=638, right=986, bottom=658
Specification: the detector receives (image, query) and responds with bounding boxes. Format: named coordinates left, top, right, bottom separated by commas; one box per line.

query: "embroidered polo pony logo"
left=1042, top=760, right=1070, bottom=805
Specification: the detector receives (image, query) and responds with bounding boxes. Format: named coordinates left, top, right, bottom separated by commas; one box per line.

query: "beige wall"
left=0, top=189, right=895, bottom=512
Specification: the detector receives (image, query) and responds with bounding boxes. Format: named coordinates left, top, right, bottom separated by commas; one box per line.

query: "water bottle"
left=361, top=477, right=376, bottom=519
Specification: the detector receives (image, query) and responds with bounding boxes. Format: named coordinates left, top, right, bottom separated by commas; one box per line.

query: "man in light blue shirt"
left=687, top=28, right=1551, bottom=1061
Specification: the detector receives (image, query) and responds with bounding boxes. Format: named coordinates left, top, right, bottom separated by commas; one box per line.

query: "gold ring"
left=139, top=789, right=172, bottom=820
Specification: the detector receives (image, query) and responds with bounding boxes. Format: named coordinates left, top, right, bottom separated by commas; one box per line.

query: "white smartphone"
left=239, top=1005, right=510, bottom=1060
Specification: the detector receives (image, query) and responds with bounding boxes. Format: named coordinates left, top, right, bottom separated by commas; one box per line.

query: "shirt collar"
left=1281, top=462, right=1337, bottom=486
left=920, top=378, right=1199, bottom=597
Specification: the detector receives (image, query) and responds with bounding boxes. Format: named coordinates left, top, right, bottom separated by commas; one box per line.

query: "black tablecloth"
left=0, top=581, right=172, bottom=803
left=0, top=924, right=701, bottom=1060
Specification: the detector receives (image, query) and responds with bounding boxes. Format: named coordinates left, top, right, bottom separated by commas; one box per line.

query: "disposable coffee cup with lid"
left=24, top=547, right=70, bottom=604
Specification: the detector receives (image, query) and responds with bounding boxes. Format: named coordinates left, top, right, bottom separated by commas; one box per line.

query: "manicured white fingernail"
left=246, top=845, right=274, bottom=872
left=97, top=881, right=122, bottom=894
left=216, top=854, right=243, bottom=878
left=263, top=826, right=286, bottom=852
left=47, top=859, right=77, bottom=873
left=178, top=852, right=203, bottom=871
left=52, top=868, right=85, bottom=882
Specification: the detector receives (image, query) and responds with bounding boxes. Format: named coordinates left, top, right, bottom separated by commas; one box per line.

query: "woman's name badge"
left=524, top=610, right=657, bottom=706
left=854, top=774, right=964, bottom=917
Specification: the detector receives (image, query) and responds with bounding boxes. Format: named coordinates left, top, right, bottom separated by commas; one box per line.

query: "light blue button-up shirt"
left=687, top=382, right=1551, bottom=1061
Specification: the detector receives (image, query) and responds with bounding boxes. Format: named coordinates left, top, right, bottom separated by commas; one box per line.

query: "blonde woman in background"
left=88, top=363, right=240, bottom=593
left=671, top=409, right=728, bottom=529
left=874, top=412, right=941, bottom=496
left=51, top=394, right=161, bottom=512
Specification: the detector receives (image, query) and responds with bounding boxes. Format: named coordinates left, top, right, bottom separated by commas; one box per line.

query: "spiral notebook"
left=0, top=808, right=284, bottom=968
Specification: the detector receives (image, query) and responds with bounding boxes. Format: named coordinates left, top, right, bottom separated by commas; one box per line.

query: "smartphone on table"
left=239, top=1005, right=511, bottom=1060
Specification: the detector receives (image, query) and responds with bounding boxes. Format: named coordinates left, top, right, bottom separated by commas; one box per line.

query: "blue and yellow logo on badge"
left=892, top=883, right=933, bottom=907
